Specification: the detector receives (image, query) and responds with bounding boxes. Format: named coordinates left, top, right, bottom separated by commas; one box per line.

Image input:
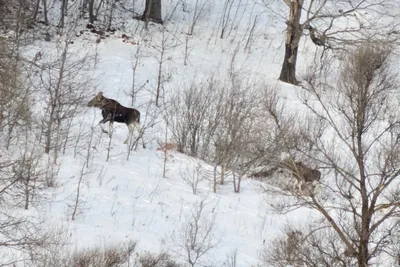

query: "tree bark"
left=58, top=0, right=67, bottom=28
left=42, top=0, right=49, bottom=25
left=31, top=0, right=41, bottom=24
left=279, top=0, right=304, bottom=85
left=88, top=0, right=96, bottom=23
left=141, top=0, right=163, bottom=25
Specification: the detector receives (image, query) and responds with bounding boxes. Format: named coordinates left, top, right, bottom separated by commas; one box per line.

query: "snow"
left=1, top=1, right=325, bottom=265
left=3, top=0, right=400, bottom=266
left=26, top=34, right=306, bottom=265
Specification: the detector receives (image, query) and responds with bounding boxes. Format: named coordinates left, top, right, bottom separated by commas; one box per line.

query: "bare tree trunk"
left=236, top=175, right=241, bottom=193
left=58, top=0, right=67, bottom=29
left=220, top=163, right=225, bottom=185
left=278, top=0, right=303, bottom=85
left=141, top=0, right=163, bottom=25
left=45, top=43, right=68, bottom=154
left=72, top=163, right=85, bottom=221
left=107, top=0, right=116, bottom=31
left=88, top=0, right=96, bottom=23
left=213, top=165, right=217, bottom=193
left=24, top=176, right=30, bottom=210
left=44, top=104, right=55, bottom=154
left=233, top=172, right=241, bottom=193
left=357, top=127, right=370, bottom=266
left=32, top=0, right=41, bottom=24
left=42, top=0, right=49, bottom=25
left=156, top=46, right=163, bottom=107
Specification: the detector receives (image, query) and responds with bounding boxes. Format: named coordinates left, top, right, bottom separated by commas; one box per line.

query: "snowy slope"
left=7, top=0, right=390, bottom=266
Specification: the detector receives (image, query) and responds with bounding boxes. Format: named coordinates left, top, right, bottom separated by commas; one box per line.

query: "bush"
left=38, top=241, right=136, bottom=267
left=137, top=251, right=181, bottom=267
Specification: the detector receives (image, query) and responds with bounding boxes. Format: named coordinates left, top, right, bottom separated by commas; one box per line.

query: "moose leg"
left=298, top=179, right=303, bottom=192
left=108, top=121, right=114, bottom=138
left=99, top=112, right=111, bottom=135
left=99, top=122, right=109, bottom=134
left=291, top=177, right=302, bottom=192
left=291, top=178, right=299, bottom=191
left=124, top=123, right=135, bottom=144
left=135, top=122, right=146, bottom=149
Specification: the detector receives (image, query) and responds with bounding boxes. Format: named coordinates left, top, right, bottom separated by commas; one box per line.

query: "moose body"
left=279, top=159, right=321, bottom=192
left=88, top=92, right=141, bottom=144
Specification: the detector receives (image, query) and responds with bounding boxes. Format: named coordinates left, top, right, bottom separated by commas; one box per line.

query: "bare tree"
left=12, top=148, right=46, bottom=210
left=174, top=198, right=220, bottom=267
left=223, top=249, right=238, bottom=267
left=0, top=211, right=65, bottom=266
left=211, top=72, right=262, bottom=192
left=126, top=43, right=145, bottom=106
left=268, top=44, right=400, bottom=266
left=167, top=76, right=222, bottom=157
left=266, top=0, right=399, bottom=85
left=168, top=73, right=274, bottom=193
left=37, top=240, right=136, bottom=267
left=0, top=9, right=35, bottom=149
left=71, top=160, right=92, bottom=221
left=179, top=161, right=205, bottom=195
left=104, top=0, right=118, bottom=31
left=138, top=250, right=181, bottom=267
left=187, top=0, right=210, bottom=35
left=264, top=224, right=357, bottom=266
left=150, top=28, right=177, bottom=107
left=36, top=29, right=95, bottom=163
left=57, top=0, right=68, bottom=29
left=219, top=0, right=247, bottom=39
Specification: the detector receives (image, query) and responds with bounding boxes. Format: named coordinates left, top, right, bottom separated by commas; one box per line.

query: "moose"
left=88, top=92, right=142, bottom=145
left=251, top=158, right=321, bottom=194
left=279, top=159, right=321, bottom=193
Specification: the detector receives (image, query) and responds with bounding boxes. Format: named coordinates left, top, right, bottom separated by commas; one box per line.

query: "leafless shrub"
left=222, top=249, right=238, bottom=267
left=34, top=37, right=96, bottom=166
left=38, top=240, right=136, bottom=267
left=11, top=149, right=46, bottom=210
left=71, top=243, right=135, bottom=267
left=187, top=0, right=211, bottom=35
left=179, top=161, right=204, bottom=195
left=0, top=128, right=47, bottom=210
left=150, top=28, right=177, bottom=107
left=243, top=15, right=260, bottom=52
left=263, top=227, right=306, bottom=267
left=0, top=38, right=32, bottom=149
left=70, top=160, right=93, bottom=221
left=157, top=139, right=175, bottom=178
left=256, top=85, right=320, bottom=196
left=210, top=72, right=263, bottom=192
left=138, top=251, right=181, bottom=267
left=126, top=42, right=146, bottom=106
left=128, top=100, right=158, bottom=157
left=168, top=73, right=288, bottom=193
left=219, top=0, right=247, bottom=40
left=167, top=75, right=223, bottom=157
left=174, top=198, right=220, bottom=267
left=0, top=0, right=38, bottom=32
left=0, top=214, right=67, bottom=266
left=263, top=224, right=357, bottom=267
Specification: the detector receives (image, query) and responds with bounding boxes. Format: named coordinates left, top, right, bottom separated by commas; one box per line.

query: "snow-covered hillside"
left=1, top=0, right=400, bottom=266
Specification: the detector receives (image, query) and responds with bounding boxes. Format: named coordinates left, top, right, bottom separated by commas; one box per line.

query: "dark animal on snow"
left=279, top=159, right=321, bottom=191
left=88, top=92, right=141, bottom=144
